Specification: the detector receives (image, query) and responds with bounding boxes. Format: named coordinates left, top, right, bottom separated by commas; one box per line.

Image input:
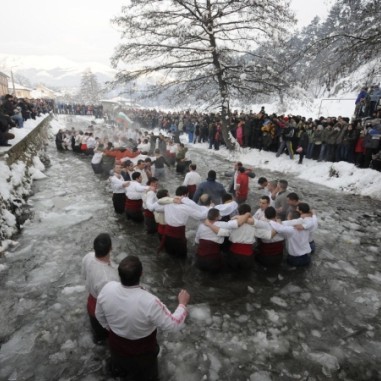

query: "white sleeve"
left=95, top=299, right=109, bottom=330
left=269, top=220, right=294, bottom=238
left=148, top=299, right=188, bottom=332
left=182, top=173, right=190, bottom=186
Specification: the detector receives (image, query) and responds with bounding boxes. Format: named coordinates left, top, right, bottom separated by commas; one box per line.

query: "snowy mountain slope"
left=0, top=54, right=116, bottom=88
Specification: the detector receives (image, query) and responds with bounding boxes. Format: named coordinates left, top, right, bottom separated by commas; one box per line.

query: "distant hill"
left=0, top=54, right=115, bottom=89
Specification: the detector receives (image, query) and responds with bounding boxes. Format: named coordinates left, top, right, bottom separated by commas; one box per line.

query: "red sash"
left=157, top=225, right=185, bottom=254
left=230, top=242, right=253, bottom=256
left=125, top=198, right=142, bottom=211
left=143, top=209, right=154, bottom=218
left=187, top=184, right=197, bottom=196
left=81, top=144, right=88, bottom=151
left=197, top=239, right=221, bottom=259
left=87, top=294, right=97, bottom=317
left=109, top=329, right=158, bottom=356
left=157, top=224, right=166, bottom=235
left=165, top=225, right=186, bottom=239
left=259, top=240, right=284, bottom=256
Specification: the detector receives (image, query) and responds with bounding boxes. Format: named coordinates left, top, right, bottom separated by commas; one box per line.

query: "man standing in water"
left=82, top=233, right=119, bottom=343
left=96, top=255, right=190, bottom=381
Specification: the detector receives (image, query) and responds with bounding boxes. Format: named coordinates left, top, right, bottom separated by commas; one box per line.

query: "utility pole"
left=10, top=69, right=16, bottom=95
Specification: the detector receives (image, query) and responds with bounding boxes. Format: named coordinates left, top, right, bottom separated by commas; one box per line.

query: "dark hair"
left=287, top=192, right=299, bottom=201
left=118, top=256, right=142, bottom=286
left=190, top=164, right=197, bottom=170
left=297, top=202, right=310, bottom=214
left=278, top=179, right=288, bottom=189
left=137, top=159, right=144, bottom=165
left=132, top=172, right=141, bottom=180
left=207, top=170, right=216, bottom=180
left=175, top=186, right=188, bottom=196
left=207, top=208, right=220, bottom=221
left=258, top=177, right=267, bottom=185
left=260, top=195, right=270, bottom=204
left=221, top=193, right=233, bottom=203
left=147, top=177, right=158, bottom=185
left=157, top=189, right=169, bottom=199
left=238, top=167, right=246, bottom=173
left=93, top=233, right=112, bottom=258
left=289, top=210, right=301, bottom=219
left=264, top=206, right=276, bottom=219
left=238, top=203, right=251, bottom=215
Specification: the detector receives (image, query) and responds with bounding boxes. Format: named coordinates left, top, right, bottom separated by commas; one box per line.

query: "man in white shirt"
left=254, top=206, right=285, bottom=267
left=125, top=172, right=150, bottom=223
left=82, top=233, right=119, bottom=343
left=269, top=203, right=314, bottom=266
left=109, top=164, right=130, bottom=214
left=182, top=164, right=201, bottom=199
left=96, top=256, right=190, bottom=380
left=195, top=208, right=251, bottom=272
left=253, top=195, right=271, bottom=221
left=228, top=204, right=273, bottom=270
left=142, top=177, right=159, bottom=234
left=155, top=186, right=208, bottom=257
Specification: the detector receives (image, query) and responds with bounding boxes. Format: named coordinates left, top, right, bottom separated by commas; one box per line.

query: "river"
left=0, top=116, right=380, bottom=381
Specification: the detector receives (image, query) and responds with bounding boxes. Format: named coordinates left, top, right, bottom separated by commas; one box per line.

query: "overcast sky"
left=1, top=0, right=332, bottom=67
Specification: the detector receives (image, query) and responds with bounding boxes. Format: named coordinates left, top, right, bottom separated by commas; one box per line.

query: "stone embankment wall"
left=0, top=115, right=52, bottom=248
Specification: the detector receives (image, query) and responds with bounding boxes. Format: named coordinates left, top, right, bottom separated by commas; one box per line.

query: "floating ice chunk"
left=62, top=285, right=85, bottom=295
left=270, top=296, right=288, bottom=308
left=250, top=371, right=273, bottom=381
left=189, top=304, right=212, bottom=324
left=280, top=284, right=302, bottom=294
left=309, top=352, right=340, bottom=377
left=368, top=273, right=381, bottom=284
left=208, top=352, right=222, bottom=381
left=61, top=339, right=77, bottom=351
left=311, top=330, right=321, bottom=338
left=0, top=264, right=7, bottom=272
left=49, top=351, right=67, bottom=364
left=8, top=370, right=17, bottom=381
left=266, top=310, right=279, bottom=323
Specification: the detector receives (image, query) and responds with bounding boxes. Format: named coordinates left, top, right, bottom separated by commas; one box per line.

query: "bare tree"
left=111, top=0, right=296, bottom=149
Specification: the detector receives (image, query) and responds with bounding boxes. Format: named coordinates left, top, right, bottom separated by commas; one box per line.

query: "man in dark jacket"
left=193, top=170, right=227, bottom=205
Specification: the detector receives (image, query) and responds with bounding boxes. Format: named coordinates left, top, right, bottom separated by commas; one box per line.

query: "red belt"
left=125, top=198, right=142, bottom=211
left=197, top=239, right=221, bottom=259
left=230, top=242, right=253, bottom=256
left=87, top=294, right=97, bottom=317
left=259, top=240, right=284, bottom=256
left=187, top=184, right=197, bottom=195
left=165, top=225, right=186, bottom=238
left=158, top=225, right=185, bottom=254
left=109, top=329, right=157, bottom=356
left=143, top=209, right=154, bottom=218
left=157, top=224, right=166, bottom=235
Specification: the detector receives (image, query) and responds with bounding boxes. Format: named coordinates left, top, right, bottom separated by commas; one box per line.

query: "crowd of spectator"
left=0, top=94, right=54, bottom=146
left=55, top=102, right=103, bottom=118
left=122, top=104, right=381, bottom=171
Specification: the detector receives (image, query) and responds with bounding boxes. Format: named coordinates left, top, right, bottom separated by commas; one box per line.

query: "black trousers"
left=110, top=346, right=160, bottom=381
left=113, top=193, right=126, bottom=214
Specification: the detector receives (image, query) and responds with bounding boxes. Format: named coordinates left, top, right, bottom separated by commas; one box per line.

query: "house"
left=30, top=84, right=57, bottom=99
left=7, top=82, right=32, bottom=99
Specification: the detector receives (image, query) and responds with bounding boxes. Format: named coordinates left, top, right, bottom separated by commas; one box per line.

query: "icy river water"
left=1, top=117, right=381, bottom=381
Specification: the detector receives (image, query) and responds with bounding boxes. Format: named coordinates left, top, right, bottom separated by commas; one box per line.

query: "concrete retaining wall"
left=0, top=115, right=52, bottom=249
